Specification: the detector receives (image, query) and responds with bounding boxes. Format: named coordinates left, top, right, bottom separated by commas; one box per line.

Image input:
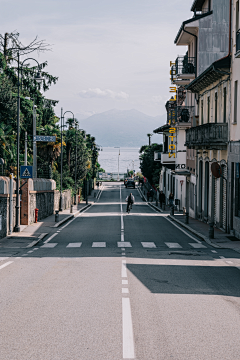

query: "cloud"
left=79, top=88, right=129, bottom=100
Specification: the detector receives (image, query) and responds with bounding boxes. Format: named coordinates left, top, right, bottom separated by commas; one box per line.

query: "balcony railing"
left=185, top=123, right=228, bottom=149
left=175, top=56, right=196, bottom=77
left=167, top=106, right=194, bottom=125
left=236, top=29, right=240, bottom=54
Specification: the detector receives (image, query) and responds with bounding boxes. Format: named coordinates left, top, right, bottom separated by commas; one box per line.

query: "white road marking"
left=165, top=242, right=182, bottom=248
left=122, top=280, right=128, bottom=284
left=44, top=232, right=58, bottom=244
left=27, top=250, right=33, bottom=253
left=67, top=243, right=82, bottom=248
left=122, top=297, right=135, bottom=359
left=118, top=242, right=132, bottom=248
left=121, top=248, right=125, bottom=251
left=41, top=243, right=57, bottom=248
left=211, top=250, right=217, bottom=253
left=165, top=217, right=202, bottom=243
left=189, top=243, right=207, bottom=249
left=122, top=260, right=127, bottom=278
left=22, top=254, right=28, bottom=256
left=33, top=248, right=39, bottom=250
left=122, top=252, right=126, bottom=256
left=220, top=256, right=225, bottom=259
left=92, top=242, right=106, bottom=247
left=120, top=184, right=124, bottom=241
left=226, top=261, right=233, bottom=264
left=122, top=288, right=129, bottom=294
left=141, top=242, right=156, bottom=248
left=0, top=261, right=13, bottom=271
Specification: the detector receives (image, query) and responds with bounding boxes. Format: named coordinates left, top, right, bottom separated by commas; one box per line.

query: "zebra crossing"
left=40, top=241, right=207, bottom=249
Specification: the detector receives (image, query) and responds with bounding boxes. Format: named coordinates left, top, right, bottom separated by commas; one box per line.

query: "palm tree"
left=147, top=133, right=152, bottom=146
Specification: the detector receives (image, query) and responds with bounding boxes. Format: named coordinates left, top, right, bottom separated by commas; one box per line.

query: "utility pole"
left=24, top=132, right=27, bottom=166
left=60, top=107, right=63, bottom=211
left=33, top=100, right=37, bottom=178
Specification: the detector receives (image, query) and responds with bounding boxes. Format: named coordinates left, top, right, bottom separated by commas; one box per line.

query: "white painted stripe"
left=27, top=250, right=33, bottom=253
left=211, top=250, right=217, bottom=253
left=44, top=232, right=58, bottom=244
left=118, top=242, right=132, bottom=248
left=121, top=248, right=125, bottom=251
left=67, top=243, right=82, bottom=248
left=41, top=243, right=57, bottom=248
left=219, top=256, right=225, bottom=259
left=141, top=242, right=156, bottom=248
left=122, top=297, right=135, bottom=359
left=122, top=252, right=126, bottom=256
left=189, top=243, right=207, bottom=249
left=0, top=261, right=13, bottom=270
left=92, top=242, right=106, bottom=247
left=165, top=242, right=182, bottom=249
left=122, top=288, right=129, bottom=294
left=121, top=214, right=124, bottom=231
left=165, top=217, right=202, bottom=243
left=226, top=261, right=233, bottom=264
left=122, top=260, right=127, bottom=278
left=122, top=280, right=128, bottom=284
left=121, top=233, right=124, bottom=242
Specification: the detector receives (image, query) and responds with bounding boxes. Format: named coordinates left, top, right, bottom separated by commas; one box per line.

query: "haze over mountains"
left=78, top=109, right=166, bottom=147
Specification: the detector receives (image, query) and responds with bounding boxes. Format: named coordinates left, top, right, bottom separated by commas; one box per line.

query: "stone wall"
left=0, top=195, right=16, bottom=238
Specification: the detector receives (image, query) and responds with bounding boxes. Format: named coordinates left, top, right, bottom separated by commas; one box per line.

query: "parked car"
left=126, top=180, right=135, bottom=189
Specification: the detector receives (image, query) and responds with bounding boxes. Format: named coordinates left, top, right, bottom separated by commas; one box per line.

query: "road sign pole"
left=33, top=100, right=37, bottom=178
left=24, top=132, right=27, bottom=166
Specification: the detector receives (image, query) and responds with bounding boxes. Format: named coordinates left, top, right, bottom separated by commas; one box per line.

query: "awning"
left=153, top=124, right=170, bottom=134
left=186, top=56, right=231, bottom=93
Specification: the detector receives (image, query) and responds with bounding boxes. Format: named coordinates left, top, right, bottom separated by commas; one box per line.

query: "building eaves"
left=186, top=56, right=231, bottom=93
left=191, top=0, right=205, bottom=12
left=174, top=11, right=213, bottom=44
left=153, top=124, right=170, bottom=134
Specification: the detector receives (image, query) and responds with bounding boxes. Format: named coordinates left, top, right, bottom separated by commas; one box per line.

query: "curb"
left=148, top=202, right=163, bottom=213
left=52, top=203, right=92, bottom=228
left=168, top=215, right=221, bottom=248
left=26, top=233, right=49, bottom=248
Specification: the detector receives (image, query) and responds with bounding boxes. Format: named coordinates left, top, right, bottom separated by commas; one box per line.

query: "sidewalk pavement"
left=0, top=188, right=101, bottom=249
left=138, top=185, right=240, bottom=253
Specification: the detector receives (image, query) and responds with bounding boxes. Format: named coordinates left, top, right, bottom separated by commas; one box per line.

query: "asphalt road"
left=1, top=182, right=240, bottom=359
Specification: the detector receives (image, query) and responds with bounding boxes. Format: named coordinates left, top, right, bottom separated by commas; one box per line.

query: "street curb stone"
left=168, top=215, right=221, bottom=248
left=52, top=203, right=92, bottom=228
left=26, top=233, right=49, bottom=248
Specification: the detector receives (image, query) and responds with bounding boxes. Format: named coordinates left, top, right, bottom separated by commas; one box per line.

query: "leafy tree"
left=139, top=143, right=162, bottom=185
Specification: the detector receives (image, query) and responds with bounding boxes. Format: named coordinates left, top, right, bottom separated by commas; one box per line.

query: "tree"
left=139, top=143, right=162, bottom=185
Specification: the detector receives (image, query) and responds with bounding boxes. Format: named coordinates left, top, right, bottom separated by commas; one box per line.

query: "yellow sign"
left=168, top=127, right=176, bottom=158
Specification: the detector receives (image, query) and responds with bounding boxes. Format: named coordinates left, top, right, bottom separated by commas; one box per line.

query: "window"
left=215, top=92, right=218, bottom=123
left=207, top=96, right=210, bottom=123
left=234, top=81, right=238, bottom=123
left=201, top=99, right=203, bottom=125
left=223, top=87, right=227, bottom=123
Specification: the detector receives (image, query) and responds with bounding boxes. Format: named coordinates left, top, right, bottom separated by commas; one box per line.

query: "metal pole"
left=118, top=149, right=120, bottom=181
left=9, top=173, right=13, bottom=234
left=33, top=100, right=37, bottom=178
left=14, top=52, right=20, bottom=232
left=74, top=121, right=77, bottom=205
left=60, top=107, right=63, bottom=211
left=24, top=132, right=27, bottom=166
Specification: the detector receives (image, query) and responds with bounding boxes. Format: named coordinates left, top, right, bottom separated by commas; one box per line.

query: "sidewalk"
left=0, top=189, right=100, bottom=249
left=138, top=185, right=240, bottom=253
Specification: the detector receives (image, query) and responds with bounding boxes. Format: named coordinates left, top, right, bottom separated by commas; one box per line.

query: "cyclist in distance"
left=126, top=193, right=135, bottom=213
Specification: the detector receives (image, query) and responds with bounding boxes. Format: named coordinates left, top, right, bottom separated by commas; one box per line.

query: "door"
left=204, top=162, right=209, bottom=219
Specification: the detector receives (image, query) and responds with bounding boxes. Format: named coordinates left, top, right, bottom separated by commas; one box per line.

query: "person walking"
left=169, top=192, right=174, bottom=207
left=159, top=190, right=165, bottom=208
left=149, top=188, right=154, bottom=202
left=126, top=193, right=135, bottom=213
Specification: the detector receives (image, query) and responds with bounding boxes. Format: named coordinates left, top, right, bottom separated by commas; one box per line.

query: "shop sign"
left=168, top=127, right=176, bottom=159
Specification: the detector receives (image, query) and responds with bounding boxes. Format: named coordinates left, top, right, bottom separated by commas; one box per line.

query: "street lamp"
left=14, top=54, right=43, bottom=232
left=60, top=110, right=77, bottom=211
left=114, top=147, right=120, bottom=181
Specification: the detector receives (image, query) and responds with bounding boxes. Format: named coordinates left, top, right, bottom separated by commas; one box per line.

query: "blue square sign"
left=20, top=166, right=33, bottom=178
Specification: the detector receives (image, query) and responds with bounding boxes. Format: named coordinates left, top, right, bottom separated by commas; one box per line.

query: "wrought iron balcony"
left=236, top=29, right=240, bottom=58
left=175, top=56, right=196, bottom=79
left=167, top=106, right=194, bottom=125
left=185, top=123, right=228, bottom=149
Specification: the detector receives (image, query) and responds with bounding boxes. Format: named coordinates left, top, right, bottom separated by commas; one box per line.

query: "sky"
left=1, top=0, right=193, bottom=118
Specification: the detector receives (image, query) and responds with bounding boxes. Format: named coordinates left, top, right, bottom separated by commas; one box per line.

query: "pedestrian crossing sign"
left=20, top=166, right=33, bottom=178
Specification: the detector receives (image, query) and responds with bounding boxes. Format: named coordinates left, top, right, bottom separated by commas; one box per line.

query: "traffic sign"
left=20, top=166, right=33, bottom=179
left=33, top=135, right=56, bottom=142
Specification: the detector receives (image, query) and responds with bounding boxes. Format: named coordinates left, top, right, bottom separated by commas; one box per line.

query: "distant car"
left=126, top=180, right=135, bottom=189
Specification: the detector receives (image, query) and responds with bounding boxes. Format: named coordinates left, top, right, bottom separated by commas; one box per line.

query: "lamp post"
left=14, top=55, right=43, bottom=232
left=114, top=147, right=120, bottom=181
left=60, top=110, right=77, bottom=210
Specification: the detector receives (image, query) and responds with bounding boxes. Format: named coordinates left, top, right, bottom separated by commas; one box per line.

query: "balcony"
left=175, top=56, right=196, bottom=79
left=185, top=123, right=228, bottom=150
left=167, top=106, right=194, bottom=126
left=236, top=29, right=240, bottom=58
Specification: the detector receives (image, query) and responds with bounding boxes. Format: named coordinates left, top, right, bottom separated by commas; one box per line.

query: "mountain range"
left=78, top=109, right=166, bottom=147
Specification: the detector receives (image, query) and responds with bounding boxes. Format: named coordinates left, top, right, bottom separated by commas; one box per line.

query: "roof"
left=191, top=0, right=205, bottom=11
left=153, top=124, right=170, bottom=134
left=186, top=56, right=231, bottom=93
left=174, top=11, right=212, bottom=44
